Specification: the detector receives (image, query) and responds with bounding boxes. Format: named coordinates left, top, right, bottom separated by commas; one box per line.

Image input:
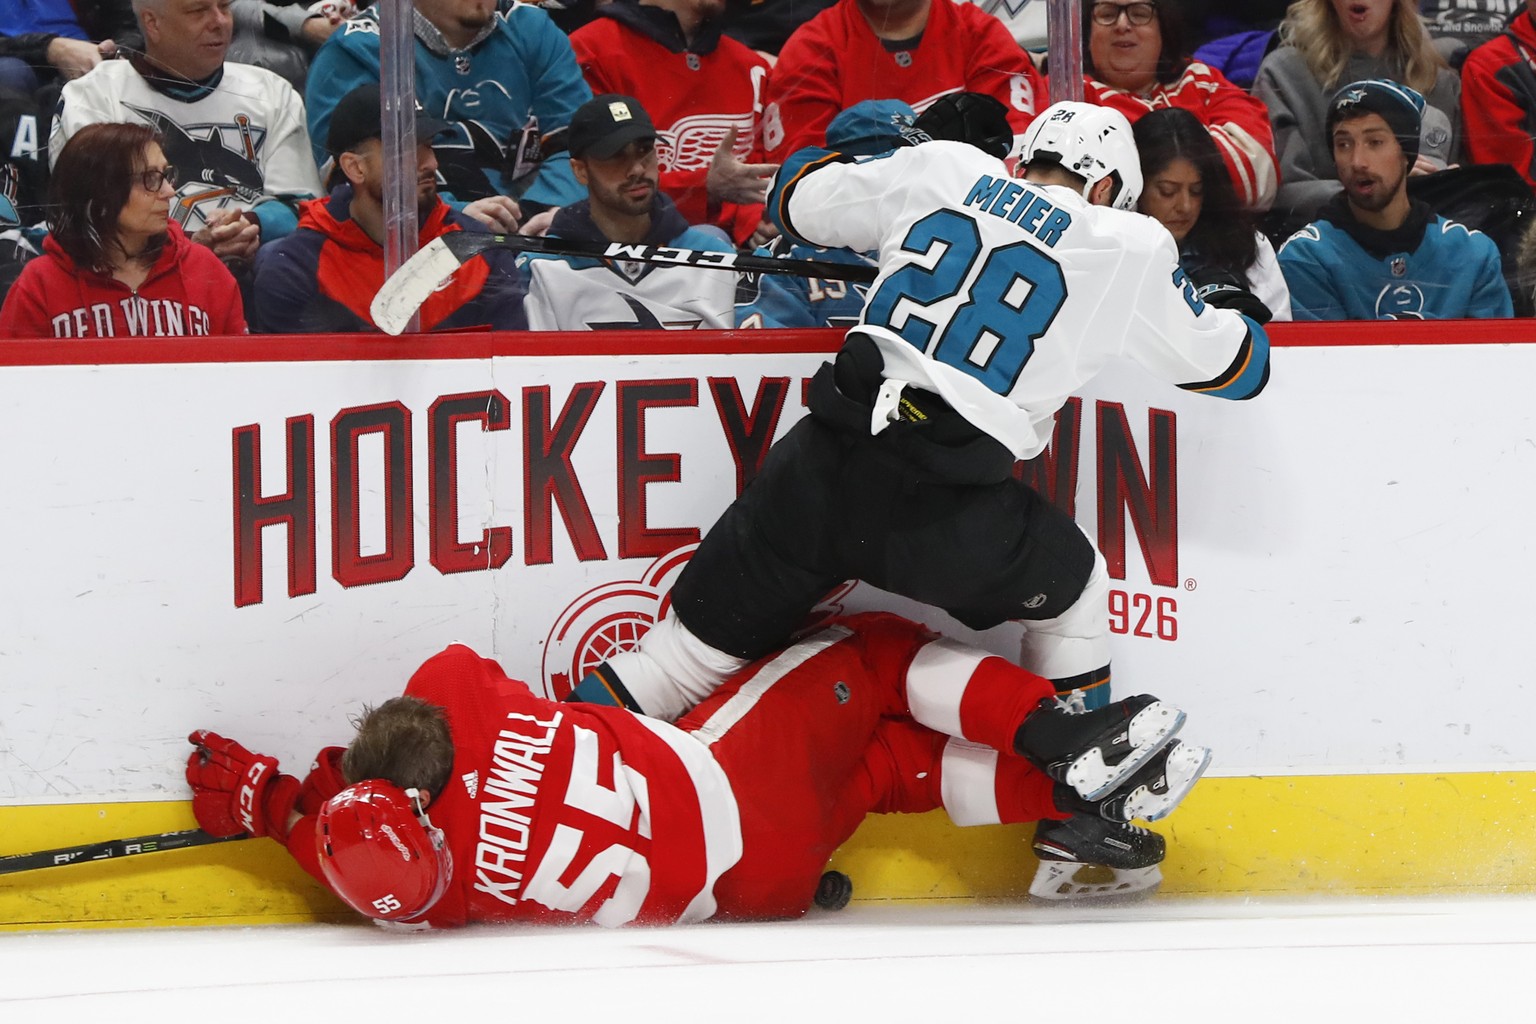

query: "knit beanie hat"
left=1326, top=79, right=1426, bottom=163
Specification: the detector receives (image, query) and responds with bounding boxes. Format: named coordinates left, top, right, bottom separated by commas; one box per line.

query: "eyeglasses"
left=1091, top=2, right=1158, bottom=26
left=135, top=166, right=178, bottom=192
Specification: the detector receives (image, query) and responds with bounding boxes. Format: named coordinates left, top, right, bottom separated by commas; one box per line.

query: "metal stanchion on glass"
left=1047, top=0, right=1084, bottom=104
left=379, top=0, right=419, bottom=333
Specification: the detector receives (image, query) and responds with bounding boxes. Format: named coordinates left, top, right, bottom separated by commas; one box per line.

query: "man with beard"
left=306, top=0, right=590, bottom=213
left=249, top=84, right=527, bottom=332
left=1278, top=78, right=1511, bottom=320
left=519, top=93, right=738, bottom=330
left=569, top=0, right=778, bottom=246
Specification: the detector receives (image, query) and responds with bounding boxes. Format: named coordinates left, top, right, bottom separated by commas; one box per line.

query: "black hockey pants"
left=669, top=333, right=1098, bottom=660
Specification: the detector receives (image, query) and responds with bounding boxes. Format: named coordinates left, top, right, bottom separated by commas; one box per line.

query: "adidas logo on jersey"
left=462, top=771, right=479, bottom=798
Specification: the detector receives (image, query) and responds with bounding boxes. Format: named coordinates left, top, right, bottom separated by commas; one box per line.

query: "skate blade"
left=1028, top=861, right=1163, bottom=903
left=1122, top=742, right=1212, bottom=822
left=1065, top=701, right=1185, bottom=801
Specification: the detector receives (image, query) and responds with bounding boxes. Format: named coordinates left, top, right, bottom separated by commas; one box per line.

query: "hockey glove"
left=1195, top=281, right=1273, bottom=325
left=185, top=730, right=302, bottom=841
left=297, top=745, right=348, bottom=815
left=909, top=92, right=1013, bottom=160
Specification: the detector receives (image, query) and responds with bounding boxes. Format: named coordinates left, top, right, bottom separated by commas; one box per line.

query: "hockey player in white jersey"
left=570, top=101, right=1271, bottom=899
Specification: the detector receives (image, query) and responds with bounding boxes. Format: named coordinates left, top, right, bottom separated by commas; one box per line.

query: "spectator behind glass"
left=1081, top=0, right=1279, bottom=211
left=1460, top=0, right=1536, bottom=189
left=759, top=0, right=1045, bottom=162
left=1133, top=107, right=1292, bottom=321
left=50, top=0, right=324, bottom=271
left=249, top=84, right=527, bottom=333
left=520, top=93, right=738, bottom=330
left=1276, top=79, right=1510, bottom=320
left=306, top=0, right=592, bottom=215
left=0, top=121, right=247, bottom=337
left=569, top=0, right=779, bottom=248
left=1253, top=0, right=1460, bottom=233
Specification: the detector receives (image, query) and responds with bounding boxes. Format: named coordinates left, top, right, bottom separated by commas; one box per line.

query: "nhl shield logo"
left=894, top=50, right=913, bottom=67
left=1390, top=256, right=1407, bottom=278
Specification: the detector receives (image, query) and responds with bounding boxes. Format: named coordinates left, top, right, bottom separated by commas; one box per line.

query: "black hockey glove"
left=1195, top=281, right=1273, bottom=325
left=907, top=92, right=1013, bottom=160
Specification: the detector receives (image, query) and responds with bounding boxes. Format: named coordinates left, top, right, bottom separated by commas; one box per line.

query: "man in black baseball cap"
left=567, top=94, right=658, bottom=160
left=520, top=92, right=740, bottom=330
left=249, top=82, right=528, bottom=334
left=324, top=84, right=451, bottom=186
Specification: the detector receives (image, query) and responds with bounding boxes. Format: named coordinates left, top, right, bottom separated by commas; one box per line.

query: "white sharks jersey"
left=52, top=60, right=323, bottom=233
left=769, top=140, right=1269, bottom=459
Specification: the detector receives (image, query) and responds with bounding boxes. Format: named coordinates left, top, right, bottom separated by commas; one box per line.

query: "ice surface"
left=4, top=896, right=1533, bottom=1018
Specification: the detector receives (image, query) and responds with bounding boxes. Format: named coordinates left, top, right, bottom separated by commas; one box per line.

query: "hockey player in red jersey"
left=185, top=613, right=1207, bottom=927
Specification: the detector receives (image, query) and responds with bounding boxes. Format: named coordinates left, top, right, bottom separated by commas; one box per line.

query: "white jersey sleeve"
left=768, top=142, right=1270, bottom=459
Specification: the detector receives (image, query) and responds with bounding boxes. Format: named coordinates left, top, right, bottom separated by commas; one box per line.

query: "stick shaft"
left=0, top=829, right=248, bottom=875
left=487, top=234, right=878, bottom=283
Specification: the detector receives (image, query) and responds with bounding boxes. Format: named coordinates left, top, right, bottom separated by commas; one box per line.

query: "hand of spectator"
left=46, top=37, right=114, bottom=80
left=1410, top=155, right=1445, bottom=177
left=194, top=209, right=261, bottom=263
left=301, top=12, right=346, bottom=47
left=747, top=219, right=779, bottom=249
left=707, top=129, right=779, bottom=206
left=519, top=208, right=557, bottom=237
left=462, top=195, right=523, bottom=234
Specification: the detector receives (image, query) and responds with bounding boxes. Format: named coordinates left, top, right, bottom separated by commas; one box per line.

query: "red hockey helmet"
left=316, top=780, right=452, bottom=923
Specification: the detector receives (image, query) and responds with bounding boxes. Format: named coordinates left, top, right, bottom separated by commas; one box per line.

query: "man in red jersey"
left=186, top=613, right=1203, bottom=927
left=760, top=0, right=1046, bottom=161
left=570, top=0, right=779, bottom=245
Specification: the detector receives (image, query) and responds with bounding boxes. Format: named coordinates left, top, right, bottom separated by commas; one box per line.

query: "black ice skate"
left=1093, top=739, right=1212, bottom=824
left=1029, top=815, right=1165, bottom=902
left=1014, top=693, right=1185, bottom=802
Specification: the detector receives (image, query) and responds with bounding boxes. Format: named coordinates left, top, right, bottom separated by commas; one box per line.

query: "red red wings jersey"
left=1084, top=62, right=1279, bottom=211
left=398, top=645, right=742, bottom=928
left=760, top=0, right=1045, bottom=159
left=570, top=19, right=770, bottom=241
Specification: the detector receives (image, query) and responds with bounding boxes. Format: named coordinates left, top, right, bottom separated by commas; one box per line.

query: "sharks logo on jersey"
left=127, top=104, right=268, bottom=229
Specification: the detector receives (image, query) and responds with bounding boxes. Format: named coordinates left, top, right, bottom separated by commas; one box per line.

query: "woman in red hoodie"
left=0, top=122, right=247, bottom=339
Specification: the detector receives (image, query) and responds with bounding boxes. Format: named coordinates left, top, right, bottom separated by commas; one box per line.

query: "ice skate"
left=1015, top=693, right=1185, bottom=801
left=1094, top=738, right=1212, bottom=823
left=1029, top=815, right=1164, bottom=902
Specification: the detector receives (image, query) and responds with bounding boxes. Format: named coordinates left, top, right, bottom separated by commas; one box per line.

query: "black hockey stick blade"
left=370, top=231, right=878, bottom=335
left=0, top=828, right=249, bottom=875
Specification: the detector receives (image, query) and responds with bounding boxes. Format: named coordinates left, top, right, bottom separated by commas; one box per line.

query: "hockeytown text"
left=229, top=378, right=1179, bottom=613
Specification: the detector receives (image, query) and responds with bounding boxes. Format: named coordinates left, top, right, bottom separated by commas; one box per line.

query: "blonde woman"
left=1253, top=0, right=1460, bottom=228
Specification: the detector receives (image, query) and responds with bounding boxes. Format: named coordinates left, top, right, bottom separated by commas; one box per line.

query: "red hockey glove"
left=185, top=730, right=301, bottom=841
left=297, top=746, right=348, bottom=815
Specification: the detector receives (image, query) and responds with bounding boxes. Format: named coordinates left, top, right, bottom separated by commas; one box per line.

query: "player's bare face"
left=117, top=143, right=175, bottom=253
left=145, top=0, right=233, bottom=80
left=1089, top=2, right=1161, bottom=95
left=1331, top=0, right=1392, bottom=54
left=1139, top=156, right=1203, bottom=243
left=1332, top=115, right=1406, bottom=214
left=582, top=139, right=659, bottom=218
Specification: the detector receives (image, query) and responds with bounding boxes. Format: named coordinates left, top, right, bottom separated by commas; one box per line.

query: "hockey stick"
left=370, top=232, right=878, bottom=335
left=0, top=829, right=249, bottom=875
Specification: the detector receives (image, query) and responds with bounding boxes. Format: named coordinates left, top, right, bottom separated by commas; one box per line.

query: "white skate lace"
left=1054, top=688, right=1088, bottom=715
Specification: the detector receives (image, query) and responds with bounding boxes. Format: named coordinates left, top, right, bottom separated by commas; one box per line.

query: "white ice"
left=4, top=896, right=1533, bottom=1020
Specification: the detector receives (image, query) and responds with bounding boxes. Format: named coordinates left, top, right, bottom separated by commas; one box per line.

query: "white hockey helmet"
left=1018, top=102, right=1143, bottom=212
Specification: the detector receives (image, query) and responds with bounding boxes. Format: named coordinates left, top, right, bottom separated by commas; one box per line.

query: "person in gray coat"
left=1253, top=0, right=1461, bottom=233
